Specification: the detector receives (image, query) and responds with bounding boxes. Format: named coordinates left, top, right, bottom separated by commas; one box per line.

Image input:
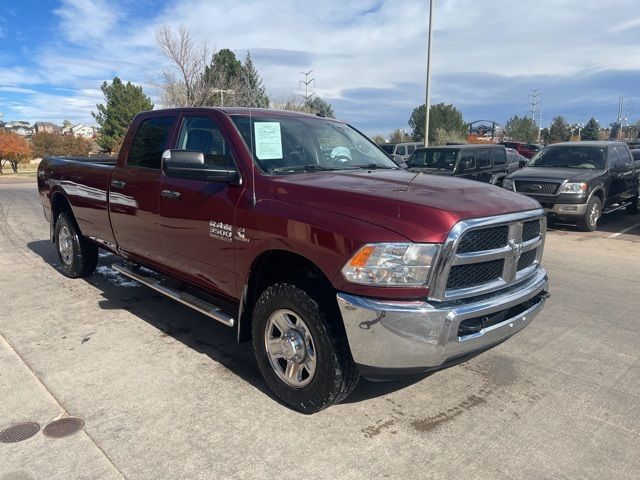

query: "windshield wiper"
left=302, top=164, right=340, bottom=171
left=344, top=163, right=396, bottom=170
left=270, top=164, right=339, bottom=174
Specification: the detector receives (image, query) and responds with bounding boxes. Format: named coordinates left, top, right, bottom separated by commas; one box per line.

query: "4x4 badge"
left=235, top=227, right=249, bottom=242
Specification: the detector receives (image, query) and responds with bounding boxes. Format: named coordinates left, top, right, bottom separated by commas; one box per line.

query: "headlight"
left=502, top=178, right=514, bottom=190
left=341, top=243, right=439, bottom=286
left=559, top=182, right=588, bottom=194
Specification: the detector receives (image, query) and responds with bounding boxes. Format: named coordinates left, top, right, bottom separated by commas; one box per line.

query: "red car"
left=38, top=108, right=549, bottom=412
left=500, top=141, right=542, bottom=159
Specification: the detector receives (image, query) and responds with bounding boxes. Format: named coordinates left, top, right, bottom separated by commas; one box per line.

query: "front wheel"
left=251, top=283, right=359, bottom=413
left=54, top=212, right=98, bottom=278
left=577, top=197, right=602, bottom=232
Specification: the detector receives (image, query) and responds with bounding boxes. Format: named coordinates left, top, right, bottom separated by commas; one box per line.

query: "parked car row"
left=406, top=144, right=517, bottom=186
left=378, top=140, right=640, bottom=232
left=502, top=141, right=639, bottom=231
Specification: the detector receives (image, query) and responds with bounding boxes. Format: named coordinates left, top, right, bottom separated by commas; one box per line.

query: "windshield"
left=528, top=146, right=606, bottom=169
left=408, top=149, right=459, bottom=170
left=379, top=144, right=395, bottom=154
left=230, top=114, right=398, bottom=175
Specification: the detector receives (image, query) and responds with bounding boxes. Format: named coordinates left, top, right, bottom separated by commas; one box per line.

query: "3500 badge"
left=209, top=221, right=233, bottom=242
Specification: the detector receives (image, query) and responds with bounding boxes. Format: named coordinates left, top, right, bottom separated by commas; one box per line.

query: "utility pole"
left=424, top=0, right=435, bottom=147
left=211, top=88, right=235, bottom=107
left=623, top=99, right=632, bottom=140
left=299, top=70, right=316, bottom=103
left=528, top=89, right=542, bottom=143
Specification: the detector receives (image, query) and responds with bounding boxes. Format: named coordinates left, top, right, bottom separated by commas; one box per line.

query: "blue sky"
left=1, top=0, right=639, bottom=135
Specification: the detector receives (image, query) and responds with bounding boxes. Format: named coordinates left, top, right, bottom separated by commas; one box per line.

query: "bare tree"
left=155, top=24, right=213, bottom=107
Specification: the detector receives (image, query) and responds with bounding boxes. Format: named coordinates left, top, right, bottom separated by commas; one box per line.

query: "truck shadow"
left=27, top=239, right=423, bottom=409
left=547, top=209, right=640, bottom=236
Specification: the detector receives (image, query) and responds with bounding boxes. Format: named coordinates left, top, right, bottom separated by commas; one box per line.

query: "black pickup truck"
left=407, top=144, right=517, bottom=186
left=502, top=141, right=639, bottom=231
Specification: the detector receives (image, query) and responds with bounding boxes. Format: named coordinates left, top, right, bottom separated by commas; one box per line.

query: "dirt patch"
left=361, top=418, right=395, bottom=438
left=411, top=393, right=486, bottom=433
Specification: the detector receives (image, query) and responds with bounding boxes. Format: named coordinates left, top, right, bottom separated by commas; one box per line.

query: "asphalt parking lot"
left=1, top=177, right=639, bottom=480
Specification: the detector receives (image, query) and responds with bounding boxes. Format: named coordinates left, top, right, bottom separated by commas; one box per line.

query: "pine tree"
left=547, top=116, right=570, bottom=143
left=92, top=77, right=153, bottom=153
left=304, top=97, right=335, bottom=118
left=239, top=52, right=269, bottom=108
left=504, top=115, right=539, bottom=143
left=581, top=117, right=600, bottom=141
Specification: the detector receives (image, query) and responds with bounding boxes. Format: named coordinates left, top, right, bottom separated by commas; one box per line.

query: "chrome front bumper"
left=336, top=268, right=548, bottom=377
left=547, top=203, right=588, bottom=216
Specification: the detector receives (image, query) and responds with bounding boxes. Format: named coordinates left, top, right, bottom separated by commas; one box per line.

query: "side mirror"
left=162, top=149, right=241, bottom=183
left=518, top=159, right=527, bottom=168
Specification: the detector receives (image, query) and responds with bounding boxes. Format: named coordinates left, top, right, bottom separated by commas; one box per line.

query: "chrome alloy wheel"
left=264, top=309, right=317, bottom=388
left=589, top=202, right=601, bottom=227
left=58, top=225, right=73, bottom=266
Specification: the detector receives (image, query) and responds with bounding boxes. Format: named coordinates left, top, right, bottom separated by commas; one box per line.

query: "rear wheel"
left=54, top=212, right=98, bottom=278
left=577, top=197, right=602, bottom=232
left=625, top=186, right=639, bottom=214
left=251, top=282, right=359, bottom=413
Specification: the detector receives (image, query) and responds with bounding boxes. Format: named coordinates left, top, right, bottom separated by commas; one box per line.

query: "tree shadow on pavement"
left=27, top=239, right=423, bottom=408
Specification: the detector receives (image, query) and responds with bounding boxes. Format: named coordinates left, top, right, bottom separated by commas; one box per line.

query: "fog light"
left=560, top=205, right=578, bottom=212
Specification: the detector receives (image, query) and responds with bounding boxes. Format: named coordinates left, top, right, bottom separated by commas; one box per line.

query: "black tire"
left=577, top=196, right=602, bottom=232
left=251, top=282, right=359, bottom=413
left=54, top=212, right=98, bottom=278
left=625, top=187, right=639, bottom=214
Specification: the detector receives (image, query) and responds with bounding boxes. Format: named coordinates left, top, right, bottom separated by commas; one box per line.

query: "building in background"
left=34, top=122, right=59, bottom=134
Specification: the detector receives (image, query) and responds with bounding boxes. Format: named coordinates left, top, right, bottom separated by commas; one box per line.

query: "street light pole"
left=424, top=0, right=435, bottom=147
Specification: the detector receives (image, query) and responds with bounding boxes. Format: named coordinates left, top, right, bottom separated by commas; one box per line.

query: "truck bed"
left=38, top=155, right=117, bottom=247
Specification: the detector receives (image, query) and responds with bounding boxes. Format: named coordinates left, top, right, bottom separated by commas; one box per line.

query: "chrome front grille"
left=429, top=209, right=546, bottom=301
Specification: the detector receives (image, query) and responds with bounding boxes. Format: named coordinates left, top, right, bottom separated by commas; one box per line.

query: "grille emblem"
left=507, top=239, right=523, bottom=264
left=529, top=184, right=543, bottom=191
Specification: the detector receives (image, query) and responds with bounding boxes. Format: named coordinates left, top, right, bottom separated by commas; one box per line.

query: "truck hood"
left=270, top=170, right=541, bottom=243
left=509, top=167, right=603, bottom=183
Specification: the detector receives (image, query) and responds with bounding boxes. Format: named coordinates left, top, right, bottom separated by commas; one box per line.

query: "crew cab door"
left=458, top=150, right=478, bottom=181
left=613, top=145, right=636, bottom=201
left=158, top=113, right=244, bottom=299
left=476, top=148, right=493, bottom=183
left=109, top=115, right=176, bottom=265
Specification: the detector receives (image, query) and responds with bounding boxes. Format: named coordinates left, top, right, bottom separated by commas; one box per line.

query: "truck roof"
left=546, top=141, right=626, bottom=148
left=136, top=107, right=337, bottom=121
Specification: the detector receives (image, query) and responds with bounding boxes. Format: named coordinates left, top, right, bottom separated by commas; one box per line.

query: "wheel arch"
left=590, top=186, right=605, bottom=203
left=50, top=191, right=80, bottom=241
left=237, top=249, right=337, bottom=343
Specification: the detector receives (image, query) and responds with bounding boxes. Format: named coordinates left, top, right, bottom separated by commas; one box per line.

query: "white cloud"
left=3, top=0, right=640, bottom=128
left=53, top=0, right=118, bottom=43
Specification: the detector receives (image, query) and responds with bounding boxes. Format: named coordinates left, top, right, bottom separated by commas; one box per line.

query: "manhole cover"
left=0, top=422, right=40, bottom=443
left=43, top=417, right=84, bottom=438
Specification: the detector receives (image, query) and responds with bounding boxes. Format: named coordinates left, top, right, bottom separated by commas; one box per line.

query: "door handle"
left=111, top=180, right=126, bottom=189
left=161, top=190, right=181, bottom=199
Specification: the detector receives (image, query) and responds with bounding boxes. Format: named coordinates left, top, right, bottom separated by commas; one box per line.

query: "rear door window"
left=127, top=116, right=175, bottom=169
left=396, top=145, right=406, bottom=156
left=407, top=144, right=416, bottom=154
left=478, top=149, right=491, bottom=168
left=492, top=148, right=506, bottom=165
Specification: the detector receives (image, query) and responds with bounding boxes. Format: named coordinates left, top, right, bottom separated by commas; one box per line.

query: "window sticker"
left=254, top=122, right=283, bottom=160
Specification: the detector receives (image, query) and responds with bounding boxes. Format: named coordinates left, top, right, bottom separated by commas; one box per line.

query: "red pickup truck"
left=38, top=108, right=549, bottom=413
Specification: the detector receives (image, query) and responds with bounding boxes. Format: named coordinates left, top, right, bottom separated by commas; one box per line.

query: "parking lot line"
left=608, top=222, right=640, bottom=238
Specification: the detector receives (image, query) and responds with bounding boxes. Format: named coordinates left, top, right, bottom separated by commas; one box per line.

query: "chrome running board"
left=112, top=264, right=235, bottom=327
